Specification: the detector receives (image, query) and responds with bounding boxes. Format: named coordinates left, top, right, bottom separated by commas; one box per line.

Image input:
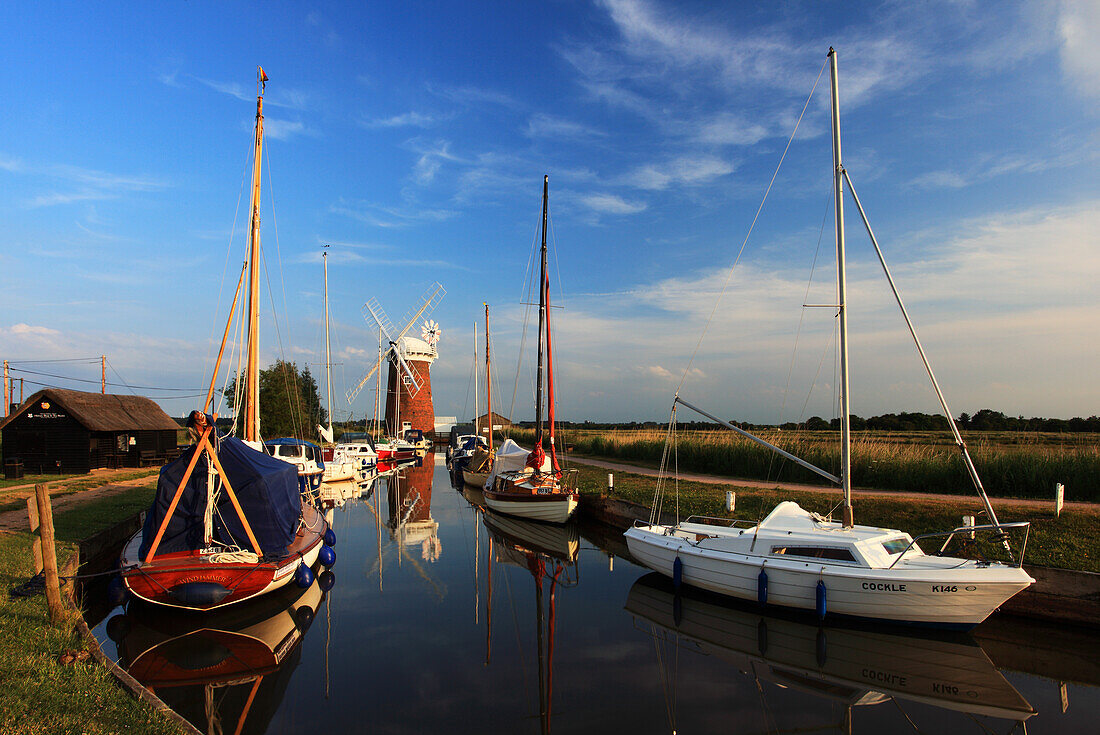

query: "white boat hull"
left=624, top=524, right=1033, bottom=629
left=483, top=492, right=578, bottom=525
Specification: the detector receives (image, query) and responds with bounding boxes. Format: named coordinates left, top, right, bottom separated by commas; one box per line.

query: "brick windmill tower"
left=384, top=319, right=441, bottom=437
left=346, top=284, right=445, bottom=439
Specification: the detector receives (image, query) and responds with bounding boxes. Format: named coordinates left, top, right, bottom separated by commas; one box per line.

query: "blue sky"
left=1, top=1, right=1097, bottom=425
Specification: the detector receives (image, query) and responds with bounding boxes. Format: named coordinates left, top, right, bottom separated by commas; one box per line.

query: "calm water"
left=94, top=453, right=1100, bottom=734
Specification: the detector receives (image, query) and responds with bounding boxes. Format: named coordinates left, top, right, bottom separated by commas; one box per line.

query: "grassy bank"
left=570, top=462, right=1099, bottom=573
left=0, top=483, right=183, bottom=734
left=507, top=427, right=1100, bottom=502
left=0, top=469, right=160, bottom=514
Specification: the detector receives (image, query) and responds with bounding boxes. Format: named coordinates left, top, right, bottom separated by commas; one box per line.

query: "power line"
left=15, top=378, right=204, bottom=401
left=7, top=366, right=202, bottom=392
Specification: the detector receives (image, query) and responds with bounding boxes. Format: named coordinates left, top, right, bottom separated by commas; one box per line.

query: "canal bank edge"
left=578, top=493, right=1100, bottom=629
left=60, top=538, right=200, bottom=735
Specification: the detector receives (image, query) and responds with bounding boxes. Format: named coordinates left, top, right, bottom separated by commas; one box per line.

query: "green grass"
left=0, top=484, right=180, bottom=734
left=0, top=469, right=159, bottom=514
left=572, top=463, right=1099, bottom=573
left=510, top=427, right=1100, bottom=502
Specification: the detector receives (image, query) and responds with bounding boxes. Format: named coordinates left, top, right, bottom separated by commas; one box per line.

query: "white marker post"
left=608, top=473, right=614, bottom=492
left=726, top=491, right=736, bottom=512
left=1055, top=483, right=1065, bottom=518
left=962, top=515, right=975, bottom=540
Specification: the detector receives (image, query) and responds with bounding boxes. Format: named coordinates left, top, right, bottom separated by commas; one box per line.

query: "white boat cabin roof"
left=676, top=501, right=923, bottom=570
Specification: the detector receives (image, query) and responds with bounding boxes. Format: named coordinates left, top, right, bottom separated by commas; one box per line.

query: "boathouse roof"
left=0, top=388, right=180, bottom=433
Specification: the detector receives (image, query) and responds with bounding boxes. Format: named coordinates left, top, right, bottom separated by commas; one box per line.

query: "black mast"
left=534, top=175, right=549, bottom=448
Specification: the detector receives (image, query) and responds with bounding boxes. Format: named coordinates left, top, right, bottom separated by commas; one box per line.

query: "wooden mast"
left=323, top=244, right=334, bottom=439
left=533, top=175, right=549, bottom=450
left=244, top=67, right=266, bottom=443
left=485, top=303, right=493, bottom=452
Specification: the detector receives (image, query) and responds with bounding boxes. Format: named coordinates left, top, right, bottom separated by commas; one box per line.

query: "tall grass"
left=510, top=427, right=1100, bottom=501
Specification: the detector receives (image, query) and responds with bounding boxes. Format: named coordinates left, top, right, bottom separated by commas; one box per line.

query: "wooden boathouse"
left=0, top=388, right=181, bottom=474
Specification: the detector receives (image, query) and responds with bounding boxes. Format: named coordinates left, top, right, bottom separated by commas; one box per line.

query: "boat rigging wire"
left=204, top=135, right=253, bottom=393
left=673, top=56, right=827, bottom=399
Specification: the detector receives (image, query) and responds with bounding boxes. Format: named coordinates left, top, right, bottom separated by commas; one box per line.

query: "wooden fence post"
left=34, top=483, right=64, bottom=623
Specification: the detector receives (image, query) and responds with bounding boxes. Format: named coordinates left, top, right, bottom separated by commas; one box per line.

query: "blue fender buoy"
left=105, top=614, right=131, bottom=643
left=106, top=576, right=129, bottom=608
left=318, top=569, right=336, bottom=592
left=816, top=579, right=827, bottom=620
left=324, top=528, right=337, bottom=547
left=319, top=544, right=336, bottom=568
left=672, top=557, right=683, bottom=589
left=295, top=605, right=315, bottom=630
left=295, top=563, right=315, bottom=589
left=757, top=568, right=768, bottom=606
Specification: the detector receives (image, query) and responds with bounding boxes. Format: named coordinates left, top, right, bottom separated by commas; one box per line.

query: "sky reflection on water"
left=95, top=454, right=1100, bottom=734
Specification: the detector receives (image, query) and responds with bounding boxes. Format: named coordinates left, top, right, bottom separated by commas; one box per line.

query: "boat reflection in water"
left=482, top=508, right=579, bottom=734
left=387, top=453, right=441, bottom=563
left=626, top=573, right=1034, bottom=731
left=106, top=572, right=329, bottom=734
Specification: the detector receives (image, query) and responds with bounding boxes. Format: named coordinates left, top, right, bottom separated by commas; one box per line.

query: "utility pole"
left=101, top=355, right=106, bottom=394
left=3, top=360, right=9, bottom=417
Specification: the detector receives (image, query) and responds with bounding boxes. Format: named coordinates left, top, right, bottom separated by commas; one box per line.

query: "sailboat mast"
left=829, top=48, right=854, bottom=528
left=534, top=175, right=549, bottom=444
left=323, top=246, right=334, bottom=437
left=243, top=69, right=266, bottom=443
left=473, top=322, right=480, bottom=438
left=485, top=303, right=493, bottom=452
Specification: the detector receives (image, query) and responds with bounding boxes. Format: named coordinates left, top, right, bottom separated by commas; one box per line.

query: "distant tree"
left=805, top=416, right=830, bottom=431
left=222, top=360, right=326, bottom=440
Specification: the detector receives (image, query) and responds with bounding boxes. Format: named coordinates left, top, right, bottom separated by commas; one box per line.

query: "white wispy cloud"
left=528, top=199, right=1100, bottom=420
left=426, top=83, right=520, bottom=110
left=362, top=112, right=438, bottom=128
left=193, top=76, right=310, bottom=110
left=625, top=155, right=734, bottom=190
left=263, top=118, right=312, bottom=140
left=582, top=192, right=647, bottom=214
left=524, top=114, right=606, bottom=139
left=15, top=161, right=166, bottom=208
left=1057, top=0, right=1100, bottom=99
left=329, top=197, right=457, bottom=228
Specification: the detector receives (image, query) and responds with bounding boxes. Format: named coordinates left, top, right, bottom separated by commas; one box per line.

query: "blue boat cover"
left=138, top=436, right=302, bottom=560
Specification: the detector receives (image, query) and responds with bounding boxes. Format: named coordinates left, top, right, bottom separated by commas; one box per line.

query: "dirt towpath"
left=570, top=455, right=1096, bottom=512
left=0, top=470, right=157, bottom=534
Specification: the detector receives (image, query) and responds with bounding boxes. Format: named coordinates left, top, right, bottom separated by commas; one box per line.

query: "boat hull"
left=624, top=524, right=1033, bottom=629
left=462, top=468, right=490, bottom=487
left=121, top=504, right=327, bottom=612
left=483, top=487, right=578, bottom=524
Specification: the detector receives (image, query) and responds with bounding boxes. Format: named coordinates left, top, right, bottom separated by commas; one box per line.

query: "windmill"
left=346, top=283, right=445, bottom=435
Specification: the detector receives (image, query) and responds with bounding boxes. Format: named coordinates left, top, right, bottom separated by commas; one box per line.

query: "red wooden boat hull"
left=121, top=504, right=327, bottom=611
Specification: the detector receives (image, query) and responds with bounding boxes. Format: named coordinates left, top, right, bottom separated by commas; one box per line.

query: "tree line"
left=551, top=409, right=1100, bottom=433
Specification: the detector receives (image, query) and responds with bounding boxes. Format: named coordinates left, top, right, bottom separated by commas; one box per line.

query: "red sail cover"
left=544, top=279, right=561, bottom=472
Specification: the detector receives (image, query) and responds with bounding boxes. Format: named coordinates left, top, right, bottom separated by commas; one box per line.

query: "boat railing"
left=887, top=520, right=1031, bottom=569
left=558, top=468, right=580, bottom=492
left=683, top=515, right=759, bottom=530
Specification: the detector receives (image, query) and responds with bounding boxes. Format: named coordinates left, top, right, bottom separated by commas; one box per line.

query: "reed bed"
left=509, top=427, right=1100, bottom=501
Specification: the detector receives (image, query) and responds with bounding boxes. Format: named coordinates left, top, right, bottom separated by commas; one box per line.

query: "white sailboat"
left=625, top=49, right=1033, bottom=630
